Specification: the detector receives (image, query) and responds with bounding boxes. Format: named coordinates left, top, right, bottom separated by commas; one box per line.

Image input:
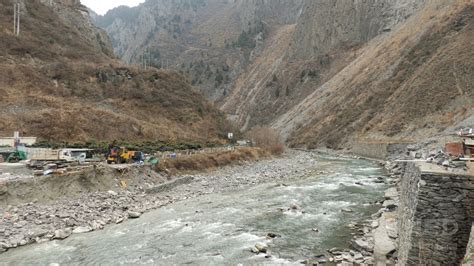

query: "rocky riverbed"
left=0, top=150, right=318, bottom=254
left=0, top=150, right=392, bottom=264
left=324, top=160, right=402, bottom=265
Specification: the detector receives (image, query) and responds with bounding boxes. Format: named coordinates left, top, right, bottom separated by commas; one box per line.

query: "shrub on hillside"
left=246, top=126, right=284, bottom=155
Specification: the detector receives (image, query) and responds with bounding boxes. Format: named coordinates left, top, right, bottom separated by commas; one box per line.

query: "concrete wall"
left=352, top=142, right=409, bottom=160
left=398, top=163, right=474, bottom=265
left=0, top=137, right=37, bottom=147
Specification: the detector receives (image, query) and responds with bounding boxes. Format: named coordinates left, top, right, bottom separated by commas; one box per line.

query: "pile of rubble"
left=407, top=144, right=468, bottom=170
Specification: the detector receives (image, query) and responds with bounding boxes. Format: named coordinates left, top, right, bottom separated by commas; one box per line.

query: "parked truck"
left=26, top=148, right=93, bottom=162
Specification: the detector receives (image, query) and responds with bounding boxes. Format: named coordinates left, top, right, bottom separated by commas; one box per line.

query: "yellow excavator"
left=107, top=147, right=144, bottom=164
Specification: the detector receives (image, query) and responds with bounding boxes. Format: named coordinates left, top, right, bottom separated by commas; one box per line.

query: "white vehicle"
left=26, top=148, right=93, bottom=162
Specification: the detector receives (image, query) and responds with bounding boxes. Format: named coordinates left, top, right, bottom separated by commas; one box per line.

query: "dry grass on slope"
left=155, top=147, right=269, bottom=175
left=0, top=0, right=229, bottom=143
left=286, top=2, right=474, bottom=149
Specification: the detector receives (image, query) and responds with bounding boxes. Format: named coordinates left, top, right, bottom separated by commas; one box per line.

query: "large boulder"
left=255, top=243, right=268, bottom=253
left=128, top=211, right=141, bottom=219
left=54, top=228, right=72, bottom=239
left=353, top=238, right=374, bottom=252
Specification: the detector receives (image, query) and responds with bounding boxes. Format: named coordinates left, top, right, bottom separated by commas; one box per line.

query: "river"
left=0, top=153, right=386, bottom=265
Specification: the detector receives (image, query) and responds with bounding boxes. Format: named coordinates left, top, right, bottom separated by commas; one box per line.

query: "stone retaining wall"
left=352, top=143, right=410, bottom=160
left=398, top=163, right=474, bottom=265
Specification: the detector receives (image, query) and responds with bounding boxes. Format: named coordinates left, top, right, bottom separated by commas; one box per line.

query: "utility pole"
left=14, top=1, right=20, bottom=36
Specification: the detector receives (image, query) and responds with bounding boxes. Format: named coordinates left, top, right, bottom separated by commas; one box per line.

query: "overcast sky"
left=81, top=0, right=145, bottom=15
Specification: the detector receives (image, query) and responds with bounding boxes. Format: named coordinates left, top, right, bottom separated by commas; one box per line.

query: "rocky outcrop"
left=288, top=0, right=425, bottom=60
left=39, top=0, right=113, bottom=56
left=91, top=0, right=303, bottom=100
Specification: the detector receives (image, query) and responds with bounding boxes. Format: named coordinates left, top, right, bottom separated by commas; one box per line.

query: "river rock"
left=250, top=246, right=259, bottom=253
left=0, top=242, right=8, bottom=253
left=54, top=228, right=72, bottom=239
left=29, top=228, right=48, bottom=238
left=328, top=247, right=342, bottom=255
left=19, top=239, right=28, bottom=246
left=353, top=238, right=374, bottom=252
left=107, top=190, right=118, bottom=196
left=354, top=252, right=364, bottom=260
left=342, top=208, right=353, bottom=213
left=65, top=218, right=76, bottom=227
left=289, top=203, right=300, bottom=210
left=266, top=232, right=280, bottom=238
left=384, top=187, right=398, bottom=200
left=371, top=220, right=379, bottom=228
left=255, top=243, right=267, bottom=253
left=364, top=257, right=375, bottom=264
left=342, top=253, right=354, bottom=262
left=301, top=259, right=319, bottom=265
left=91, top=220, right=103, bottom=230
left=383, top=200, right=398, bottom=211
left=72, top=226, right=92, bottom=234
left=128, top=211, right=141, bottom=219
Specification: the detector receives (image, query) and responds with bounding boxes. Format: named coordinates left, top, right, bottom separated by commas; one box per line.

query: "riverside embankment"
left=351, top=142, right=474, bottom=265
left=0, top=150, right=389, bottom=264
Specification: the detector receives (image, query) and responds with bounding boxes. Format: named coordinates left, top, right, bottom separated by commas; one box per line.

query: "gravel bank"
left=0, top=150, right=319, bottom=254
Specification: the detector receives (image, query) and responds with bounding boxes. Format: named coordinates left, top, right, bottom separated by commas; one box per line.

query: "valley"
left=0, top=0, right=473, bottom=265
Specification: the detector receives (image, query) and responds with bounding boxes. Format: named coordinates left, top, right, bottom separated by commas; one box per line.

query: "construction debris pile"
left=424, top=150, right=468, bottom=169
left=404, top=128, right=474, bottom=172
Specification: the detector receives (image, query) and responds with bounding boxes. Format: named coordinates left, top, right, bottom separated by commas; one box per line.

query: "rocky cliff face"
left=288, top=0, right=425, bottom=60
left=39, top=0, right=114, bottom=56
left=91, top=0, right=304, bottom=100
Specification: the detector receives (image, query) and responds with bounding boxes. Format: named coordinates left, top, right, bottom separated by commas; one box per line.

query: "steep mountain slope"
left=221, top=0, right=473, bottom=148
left=222, top=0, right=425, bottom=130
left=92, top=0, right=304, bottom=100
left=277, top=0, right=474, bottom=148
left=91, top=0, right=473, bottom=148
left=0, top=0, right=228, bottom=143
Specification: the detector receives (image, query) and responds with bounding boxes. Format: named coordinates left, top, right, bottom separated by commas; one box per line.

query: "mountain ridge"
left=91, top=0, right=474, bottom=148
left=0, top=0, right=228, bottom=143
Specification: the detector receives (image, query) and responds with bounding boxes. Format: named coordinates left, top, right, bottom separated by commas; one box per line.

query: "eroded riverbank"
left=0, top=150, right=389, bottom=264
